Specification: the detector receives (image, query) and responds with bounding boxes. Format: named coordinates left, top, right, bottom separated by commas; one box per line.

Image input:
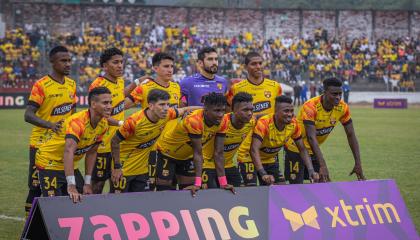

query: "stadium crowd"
left=1, top=24, right=418, bottom=92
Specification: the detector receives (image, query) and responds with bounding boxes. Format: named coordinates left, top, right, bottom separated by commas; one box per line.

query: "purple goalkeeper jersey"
left=180, top=73, right=228, bottom=106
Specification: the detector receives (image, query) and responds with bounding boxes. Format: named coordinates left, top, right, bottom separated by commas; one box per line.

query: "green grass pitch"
left=0, top=107, right=419, bottom=239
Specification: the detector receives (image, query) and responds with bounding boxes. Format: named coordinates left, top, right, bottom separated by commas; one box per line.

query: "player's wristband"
left=66, top=175, right=76, bottom=185
left=257, top=168, right=268, bottom=177
left=218, top=176, right=228, bottom=187
left=194, top=177, right=202, bottom=187
left=118, top=121, right=124, bottom=126
left=114, top=162, right=122, bottom=169
left=84, top=175, right=92, bottom=185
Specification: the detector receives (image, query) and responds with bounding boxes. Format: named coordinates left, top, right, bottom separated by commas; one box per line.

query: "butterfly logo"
left=282, top=206, right=320, bottom=232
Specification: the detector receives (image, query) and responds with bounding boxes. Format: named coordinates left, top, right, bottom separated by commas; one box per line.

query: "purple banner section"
left=269, top=180, right=419, bottom=240
left=374, top=98, right=408, bottom=109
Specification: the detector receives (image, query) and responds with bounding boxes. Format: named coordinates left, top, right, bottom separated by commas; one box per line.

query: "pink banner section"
left=269, top=180, right=419, bottom=240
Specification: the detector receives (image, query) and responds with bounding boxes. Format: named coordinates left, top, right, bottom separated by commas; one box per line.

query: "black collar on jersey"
left=102, top=75, right=118, bottom=84
left=273, top=115, right=285, bottom=131
left=246, top=78, right=264, bottom=86
left=199, top=73, right=216, bottom=81
left=144, top=108, right=159, bottom=124
left=152, top=79, right=170, bottom=88
left=48, top=74, right=66, bottom=85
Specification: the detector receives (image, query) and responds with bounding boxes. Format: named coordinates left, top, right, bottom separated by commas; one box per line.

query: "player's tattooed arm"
left=250, top=136, right=274, bottom=185
left=24, top=105, right=64, bottom=132
left=294, top=138, right=319, bottom=183
left=305, top=123, right=330, bottom=182
left=187, top=137, right=204, bottom=197
left=214, top=135, right=226, bottom=178
left=63, top=138, right=81, bottom=203
left=343, top=121, right=366, bottom=181
left=110, top=133, right=124, bottom=185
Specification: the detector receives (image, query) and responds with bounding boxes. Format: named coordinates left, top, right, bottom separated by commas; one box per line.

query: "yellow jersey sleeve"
left=118, top=117, right=137, bottom=140
left=129, top=85, right=145, bottom=106
left=184, top=113, right=204, bottom=137
left=252, top=118, right=270, bottom=141
left=291, top=119, right=302, bottom=140
left=340, top=104, right=352, bottom=125
left=301, top=101, right=317, bottom=124
left=65, top=117, right=85, bottom=142
left=28, top=81, right=45, bottom=107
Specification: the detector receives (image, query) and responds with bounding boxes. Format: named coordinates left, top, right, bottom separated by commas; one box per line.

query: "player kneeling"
left=35, top=87, right=111, bottom=202
left=201, top=92, right=255, bottom=189
left=110, top=89, right=198, bottom=193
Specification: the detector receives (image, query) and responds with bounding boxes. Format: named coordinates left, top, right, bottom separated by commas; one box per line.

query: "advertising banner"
left=374, top=98, right=408, bottom=109
left=22, top=180, right=419, bottom=240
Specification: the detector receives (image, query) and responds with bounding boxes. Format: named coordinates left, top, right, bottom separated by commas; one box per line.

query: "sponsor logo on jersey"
left=253, top=101, right=271, bottom=112
left=260, top=146, right=282, bottom=154
left=74, top=143, right=96, bottom=155
left=316, top=126, right=334, bottom=136
left=224, top=142, right=241, bottom=152
left=51, top=102, right=74, bottom=116
left=136, top=136, right=159, bottom=149
left=112, top=100, right=125, bottom=116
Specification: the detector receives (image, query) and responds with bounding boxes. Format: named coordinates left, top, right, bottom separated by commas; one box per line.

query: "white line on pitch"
left=0, top=214, right=25, bottom=222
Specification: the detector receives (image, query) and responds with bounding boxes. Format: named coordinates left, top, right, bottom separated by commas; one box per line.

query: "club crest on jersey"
left=69, top=92, right=74, bottom=99
left=173, top=93, right=178, bottom=100
left=242, top=133, right=247, bottom=139
left=217, top=83, right=223, bottom=90
left=264, top=91, right=271, bottom=98
left=330, top=117, right=336, bottom=125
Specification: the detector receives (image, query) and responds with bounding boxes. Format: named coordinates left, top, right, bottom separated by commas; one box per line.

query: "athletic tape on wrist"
left=194, top=177, right=202, bottom=187
left=66, top=175, right=76, bottom=185
left=84, top=175, right=92, bottom=185
left=218, top=176, right=228, bottom=186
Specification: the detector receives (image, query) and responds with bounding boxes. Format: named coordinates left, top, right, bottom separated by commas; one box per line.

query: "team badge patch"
left=330, top=117, right=336, bottom=125
left=217, top=83, right=223, bottom=90
left=173, top=93, right=178, bottom=100
left=264, top=91, right=272, bottom=98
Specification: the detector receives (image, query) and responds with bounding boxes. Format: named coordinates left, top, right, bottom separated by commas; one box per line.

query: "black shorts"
left=38, top=169, right=83, bottom=197
left=156, top=151, right=195, bottom=180
left=28, top=147, right=40, bottom=189
left=284, top=148, right=320, bottom=184
left=111, top=173, right=149, bottom=193
left=92, top=152, right=112, bottom=181
left=148, top=150, right=158, bottom=186
left=238, top=162, right=257, bottom=186
left=258, top=162, right=283, bottom=186
left=202, top=166, right=243, bottom=189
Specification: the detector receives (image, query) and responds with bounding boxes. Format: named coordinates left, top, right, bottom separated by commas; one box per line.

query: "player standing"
left=88, top=48, right=129, bottom=194
left=24, top=46, right=76, bottom=216
left=227, top=52, right=283, bottom=186
left=35, top=87, right=111, bottom=202
left=285, top=77, right=365, bottom=183
left=180, top=47, right=228, bottom=106
left=124, top=52, right=181, bottom=190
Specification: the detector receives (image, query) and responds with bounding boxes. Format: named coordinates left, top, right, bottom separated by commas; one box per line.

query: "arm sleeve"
left=184, top=114, right=203, bottom=137
left=118, top=117, right=137, bottom=140
left=291, top=120, right=302, bottom=141
left=130, top=85, right=144, bottom=105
